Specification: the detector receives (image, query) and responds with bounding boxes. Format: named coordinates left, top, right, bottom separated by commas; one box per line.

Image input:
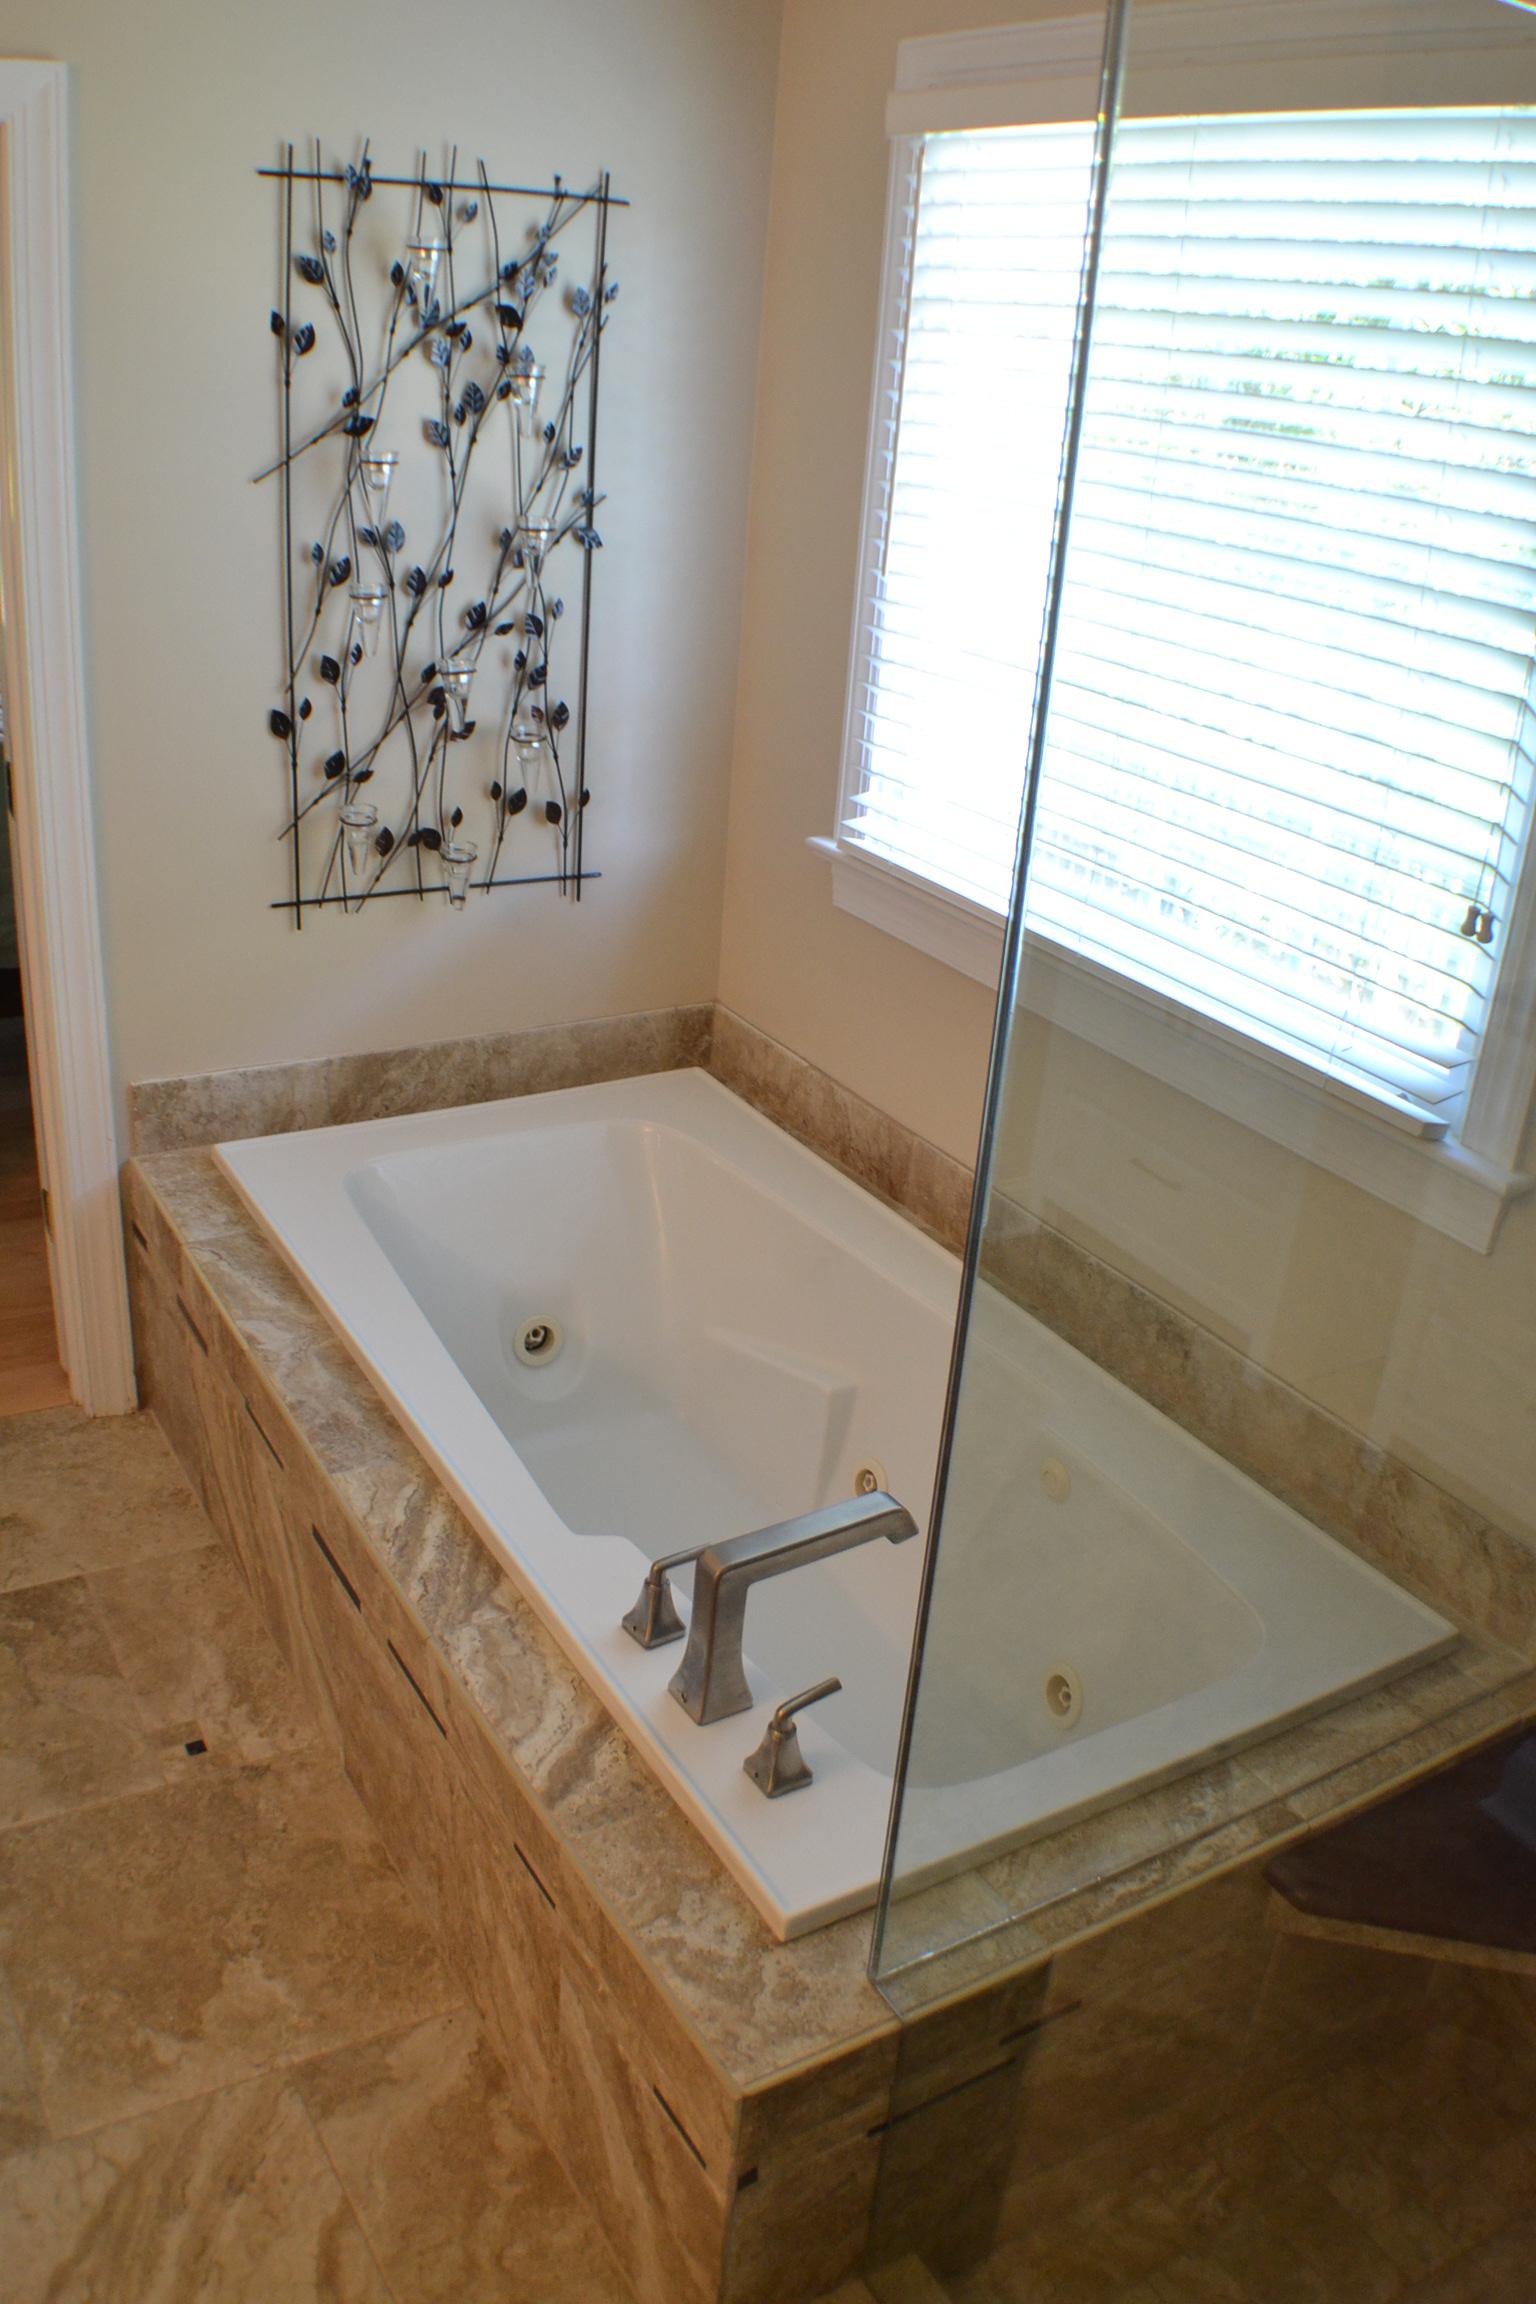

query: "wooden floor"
left=0, top=1019, right=68, bottom=1418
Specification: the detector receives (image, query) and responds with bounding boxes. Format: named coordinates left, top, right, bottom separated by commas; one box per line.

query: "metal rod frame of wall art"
left=257, top=143, right=624, bottom=923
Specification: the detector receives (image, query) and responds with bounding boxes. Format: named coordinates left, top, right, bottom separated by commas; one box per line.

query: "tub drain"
left=1044, top=1666, right=1083, bottom=1728
left=514, top=1317, right=563, bottom=1367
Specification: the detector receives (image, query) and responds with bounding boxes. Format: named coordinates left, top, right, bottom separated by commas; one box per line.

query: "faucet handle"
left=743, top=1677, right=843, bottom=1799
left=621, top=1547, right=701, bottom=1649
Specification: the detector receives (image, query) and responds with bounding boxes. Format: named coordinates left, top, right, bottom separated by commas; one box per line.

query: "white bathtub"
left=216, top=1069, right=1454, bottom=1937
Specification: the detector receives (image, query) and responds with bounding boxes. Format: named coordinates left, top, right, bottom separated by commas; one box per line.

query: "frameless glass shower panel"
left=874, top=0, right=1536, bottom=2008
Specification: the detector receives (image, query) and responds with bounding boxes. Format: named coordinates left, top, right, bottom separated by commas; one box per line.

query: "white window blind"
left=843, top=104, right=1536, bottom=1137
left=845, top=124, right=1095, bottom=913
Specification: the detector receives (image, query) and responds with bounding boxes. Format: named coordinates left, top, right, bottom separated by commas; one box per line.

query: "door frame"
left=0, top=60, right=135, bottom=1414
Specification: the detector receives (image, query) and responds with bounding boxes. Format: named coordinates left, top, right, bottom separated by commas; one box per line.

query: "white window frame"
left=824, top=0, right=1536, bottom=1252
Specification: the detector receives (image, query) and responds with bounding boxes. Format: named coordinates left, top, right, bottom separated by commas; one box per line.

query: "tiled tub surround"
left=214, top=1071, right=959, bottom=1940
left=975, top=1196, right=1536, bottom=1665
left=214, top=1070, right=1456, bottom=1931
left=128, top=1004, right=717, bottom=1161
left=125, top=1001, right=977, bottom=1257
left=116, top=993, right=1536, bottom=1671
left=10, top=1427, right=1536, bottom=2304
left=125, top=1153, right=936, bottom=2304
left=705, top=1013, right=1536, bottom=1684
left=124, top=1138, right=1536, bottom=2302
left=881, top=1856, right=1536, bottom=2300
left=705, top=1008, right=975, bottom=1256
left=128, top=998, right=1536, bottom=1677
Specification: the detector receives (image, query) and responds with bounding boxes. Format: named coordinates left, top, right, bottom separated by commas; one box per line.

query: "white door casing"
left=0, top=60, right=135, bottom=1414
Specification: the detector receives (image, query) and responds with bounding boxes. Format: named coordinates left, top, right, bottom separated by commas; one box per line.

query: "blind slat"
left=844, top=105, right=1536, bottom=1121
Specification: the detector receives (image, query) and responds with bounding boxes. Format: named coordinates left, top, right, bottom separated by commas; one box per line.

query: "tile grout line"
left=0, top=2054, right=405, bottom=2304
left=0, top=1523, right=218, bottom=1599
left=73, top=1560, right=202, bottom=1790
left=288, top=2080, right=411, bottom=2304
left=0, top=1724, right=346, bottom=1846
left=0, top=1593, right=179, bottom=1840
left=0, top=1637, right=470, bottom=2151
left=77, top=1540, right=329, bottom=1781
left=0, top=1961, right=47, bottom=2155
left=1, top=1960, right=474, bottom=2157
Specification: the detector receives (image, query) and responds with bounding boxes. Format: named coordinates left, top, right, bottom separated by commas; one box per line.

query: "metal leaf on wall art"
left=257, top=140, right=623, bottom=922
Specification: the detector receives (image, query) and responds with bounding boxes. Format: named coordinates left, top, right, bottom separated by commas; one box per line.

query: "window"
left=841, top=122, right=1087, bottom=918
left=831, top=11, right=1536, bottom=1249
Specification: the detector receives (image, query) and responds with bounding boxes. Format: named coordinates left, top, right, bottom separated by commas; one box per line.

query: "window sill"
left=815, top=838, right=1534, bottom=1253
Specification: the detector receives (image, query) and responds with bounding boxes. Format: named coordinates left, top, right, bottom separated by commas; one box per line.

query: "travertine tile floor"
left=0, top=1404, right=643, bottom=2302
left=0, top=1405, right=892, bottom=2304
left=5, top=1402, right=1535, bottom=2303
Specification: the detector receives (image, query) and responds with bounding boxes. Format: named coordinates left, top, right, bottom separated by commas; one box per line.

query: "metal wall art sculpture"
left=260, top=144, right=622, bottom=921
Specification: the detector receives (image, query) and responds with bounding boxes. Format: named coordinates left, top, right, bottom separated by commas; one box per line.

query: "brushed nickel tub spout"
left=668, top=1492, right=917, bottom=1726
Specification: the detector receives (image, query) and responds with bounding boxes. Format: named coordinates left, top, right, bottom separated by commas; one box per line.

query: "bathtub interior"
left=903, top=1406, right=1267, bottom=1790
left=346, top=1112, right=943, bottom=1774
left=216, top=1073, right=1457, bottom=1937
left=884, top=1279, right=1459, bottom=1890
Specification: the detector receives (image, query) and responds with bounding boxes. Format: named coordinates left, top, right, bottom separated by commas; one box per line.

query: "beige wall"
left=716, top=0, right=1536, bottom=1555
left=3, top=0, right=781, bottom=1090
left=715, top=0, right=1035, bottom=1171
left=986, top=0, right=1536, bottom=1555
left=19, top=0, right=1535, bottom=1543
left=994, top=1022, right=1536, bottom=1553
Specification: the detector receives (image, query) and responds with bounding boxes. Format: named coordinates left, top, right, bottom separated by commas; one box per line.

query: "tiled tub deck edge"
left=119, top=1057, right=1536, bottom=2300
left=125, top=1152, right=914, bottom=2304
